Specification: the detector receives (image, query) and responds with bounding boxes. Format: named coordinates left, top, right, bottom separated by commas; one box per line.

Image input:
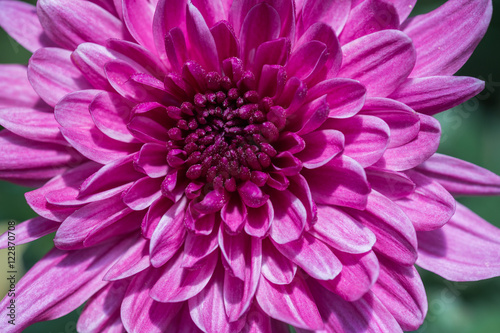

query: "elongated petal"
left=0, top=1, right=55, bottom=52
left=0, top=65, right=45, bottom=108
left=37, top=0, right=126, bottom=50
left=104, top=235, right=150, bottom=281
left=77, top=280, right=129, bottom=333
left=256, top=275, right=324, bottom=330
left=54, top=194, right=132, bottom=250
left=0, top=107, right=65, bottom=145
left=371, top=258, right=427, bottom=331
left=261, top=238, right=297, bottom=285
left=302, top=155, right=370, bottom=210
left=312, top=205, right=376, bottom=254
left=223, top=238, right=262, bottom=321
left=396, top=171, right=456, bottom=231
left=338, top=30, right=416, bottom=97
left=320, top=250, right=379, bottom=302
left=122, top=0, right=156, bottom=52
left=274, top=233, right=341, bottom=280
left=389, top=76, right=485, bottom=115
left=346, top=191, right=418, bottom=265
left=375, top=113, right=440, bottom=171
left=0, top=237, right=134, bottom=332
left=340, top=0, right=399, bottom=45
left=150, top=197, right=187, bottom=267
left=122, top=177, right=162, bottom=211
left=150, top=250, right=218, bottom=302
left=404, top=0, right=492, bottom=76
left=189, top=266, right=247, bottom=333
left=416, top=153, right=500, bottom=196
left=297, top=129, right=344, bottom=169
left=268, top=189, right=307, bottom=244
left=121, top=269, right=183, bottom=333
left=0, top=217, right=59, bottom=249
left=299, top=0, right=351, bottom=36
left=308, top=282, right=403, bottom=333
left=28, top=47, right=92, bottom=107
left=417, top=202, right=500, bottom=281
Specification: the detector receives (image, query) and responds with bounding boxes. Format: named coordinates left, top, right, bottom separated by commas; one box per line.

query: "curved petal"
left=417, top=202, right=500, bottom=281
left=338, top=29, right=416, bottom=97
left=416, top=153, right=500, bottom=196
left=0, top=64, right=45, bottom=109
left=404, top=0, right=492, bottom=76
left=37, top=0, right=126, bottom=50
left=0, top=0, right=55, bottom=52
left=122, top=0, right=156, bottom=52
left=299, top=0, right=351, bottom=36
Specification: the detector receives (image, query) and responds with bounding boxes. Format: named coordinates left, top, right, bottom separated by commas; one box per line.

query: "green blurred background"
left=1, top=0, right=499, bottom=332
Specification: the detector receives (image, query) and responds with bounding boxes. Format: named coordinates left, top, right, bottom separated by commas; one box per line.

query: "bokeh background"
left=1, top=0, right=499, bottom=332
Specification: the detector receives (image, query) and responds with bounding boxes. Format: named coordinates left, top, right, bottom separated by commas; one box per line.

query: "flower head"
left=0, top=0, right=499, bottom=332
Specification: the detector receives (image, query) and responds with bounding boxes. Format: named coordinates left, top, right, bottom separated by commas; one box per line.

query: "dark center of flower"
left=165, top=61, right=287, bottom=192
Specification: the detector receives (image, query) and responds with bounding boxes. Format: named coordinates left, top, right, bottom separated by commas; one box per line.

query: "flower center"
left=165, top=61, right=287, bottom=192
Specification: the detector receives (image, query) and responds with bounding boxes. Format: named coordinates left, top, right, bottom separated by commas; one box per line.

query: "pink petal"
left=312, top=204, right=376, bottom=254
left=78, top=154, right=142, bottom=202
left=104, top=235, right=150, bottom=281
left=371, top=258, right=427, bottom=331
left=320, top=250, right=379, bottom=302
left=134, top=143, right=169, bottom=178
left=211, top=20, right=240, bottom=62
left=241, top=305, right=273, bottom=333
left=89, top=91, right=136, bottom=143
left=223, top=238, right=262, bottom=321
left=338, top=30, right=416, bottom=97
left=256, top=275, right=324, bottom=330
left=297, top=129, right=344, bottom=169
left=322, top=115, right=390, bottom=167
left=25, top=161, right=99, bottom=221
left=302, top=155, right=370, bottom=210
left=239, top=3, right=281, bottom=67
left=396, top=170, right=456, bottom=231
left=122, top=0, right=156, bottom=52
left=365, top=167, right=416, bottom=200
left=245, top=201, right=274, bottom=238
left=360, top=97, right=420, bottom=149
left=375, top=113, right=440, bottom=171
left=77, top=280, right=129, bottom=333
left=152, top=0, right=188, bottom=66
left=305, top=78, right=367, bottom=119
left=389, top=76, right=485, bottom=115
left=141, top=196, right=173, bottom=239
left=60, top=126, right=137, bottom=164
left=384, top=0, right=416, bottom=23
left=191, top=0, right=226, bottom=27
left=189, top=265, right=247, bottom=333
left=339, top=0, right=399, bottom=45
left=286, top=40, right=329, bottom=83
left=150, top=249, right=218, bottom=302
left=186, top=2, right=220, bottom=72
left=299, top=0, right=351, bottom=36
left=0, top=217, right=59, bottom=249
left=274, top=233, right=342, bottom=280
left=149, top=197, right=188, bottom=267
left=238, top=181, right=270, bottom=208
left=346, top=191, right=418, bottom=265
left=121, top=269, right=183, bottom=333
left=416, top=153, right=500, bottom=196
left=417, top=202, right=500, bottom=281
left=218, top=227, right=249, bottom=280
left=37, top=0, right=126, bottom=50
left=54, top=194, right=132, bottom=250
left=0, top=237, right=134, bottom=332
left=54, top=89, right=100, bottom=129
left=308, top=282, right=403, bottom=333
left=268, top=189, right=307, bottom=244
left=182, top=228, right=219, bottom=268
left=221, top=194, right=248, bottom=233
left=0, top=1, right=55, bottom=52
left=0, top=107, right=66, bottom=145
left=404, top=0, right=492, bottom=76
left=28, top=47, right=92, bottom=107
left=0, top=131, right=79, bottom=186
left=0, top=64, right=45, bottom=108
left=261, top=238, right=297, bottom=285
left=122, top=177, right=162, bottom=211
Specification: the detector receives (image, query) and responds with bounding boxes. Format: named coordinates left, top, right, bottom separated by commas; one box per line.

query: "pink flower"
left=0, top=0, right=499, bottom=332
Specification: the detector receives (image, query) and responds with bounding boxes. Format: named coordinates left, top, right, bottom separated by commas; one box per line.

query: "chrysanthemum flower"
left=0, top=0, right=499, bottom=332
